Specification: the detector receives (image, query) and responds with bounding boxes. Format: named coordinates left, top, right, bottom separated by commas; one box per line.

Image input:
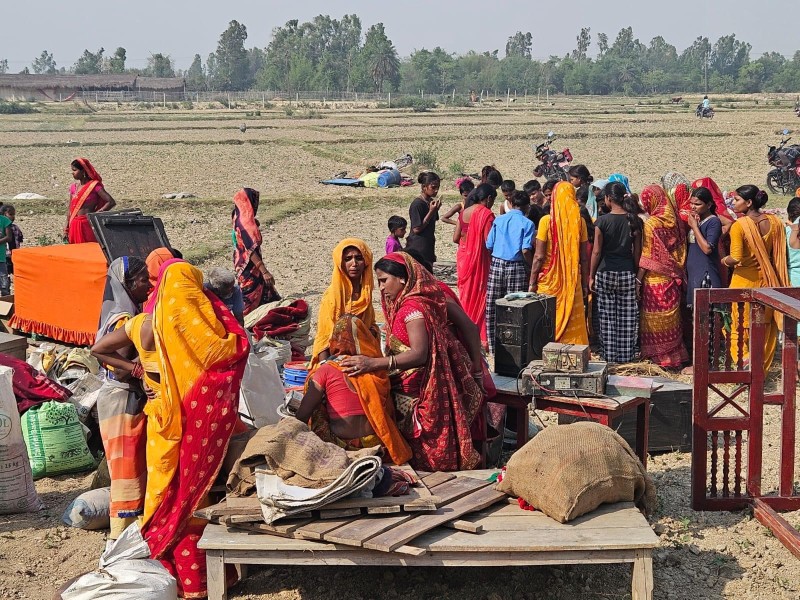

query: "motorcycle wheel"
left=551, top=167, right=568, bottom=181
left=766, top=169, right=784, bottom=195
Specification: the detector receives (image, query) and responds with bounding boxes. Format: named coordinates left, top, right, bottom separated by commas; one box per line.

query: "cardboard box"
left=0, top=294, right=14, bottom=333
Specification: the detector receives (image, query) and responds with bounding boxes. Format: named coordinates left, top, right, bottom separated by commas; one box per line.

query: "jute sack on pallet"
left=497, top=421, right=656, bottom=523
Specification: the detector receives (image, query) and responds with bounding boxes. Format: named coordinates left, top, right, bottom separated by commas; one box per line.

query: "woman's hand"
left=340, top=355, right=378, bottom=376
left=144, top=383, right=157, bottom=400
left=687, top=213, right=698, bottom=229
left=635, top=279, right=643, bottom=301
left=471, top=370, right=486, bottom=395
left=262, top=268, right=275, bottom=288
left=588, top=277, right=595, bottom=293
left=428, top=199, right=442, bottom=214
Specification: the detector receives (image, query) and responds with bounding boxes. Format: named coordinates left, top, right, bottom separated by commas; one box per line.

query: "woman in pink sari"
left=453, top=183, right=496, bottom=347
left=65, top=158, right=116, bottom=243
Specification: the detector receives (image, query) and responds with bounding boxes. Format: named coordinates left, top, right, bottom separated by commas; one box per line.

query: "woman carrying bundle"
left=65, top=158, right=116, bottom=244
left=723, top=185, right=788, bottom=370
left=528, top=181, right=590, bottom=345
left=638, top=185, right=689, bottom=368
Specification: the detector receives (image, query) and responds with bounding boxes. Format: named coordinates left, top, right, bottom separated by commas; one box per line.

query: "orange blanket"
left=10, top=243, right=107, bottom=345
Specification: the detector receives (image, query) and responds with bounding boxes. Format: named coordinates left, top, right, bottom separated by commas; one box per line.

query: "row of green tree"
left=3, top=18, right=800, bottom=95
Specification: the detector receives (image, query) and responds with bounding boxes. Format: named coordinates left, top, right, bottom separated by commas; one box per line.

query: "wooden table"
left=199, top=500, right=658, bottom=600
left=491, top=373, right=650, bottom=468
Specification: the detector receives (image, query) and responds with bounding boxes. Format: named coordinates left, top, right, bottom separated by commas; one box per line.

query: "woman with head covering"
left=297, top=314, right=412, bottom=465
left=723, top=185, right=788, bottom=371
left=311, top=238, right=376, bottom=368
left=232, top=188, right=279, bottom=316
left=90, top=256, right=151, bottom=539
left=140, top=262, right=249, bottom=599
left=339, top=253, right=484, bottom=472
left=661, top=172, right=694, bottom=224
left=638, top=185, right=689, bottom=368
left=145, top=247, right=181, bottom=287
left=528, top=181, right=590, bottom=345
left=64, top=158, right=116, bottom=244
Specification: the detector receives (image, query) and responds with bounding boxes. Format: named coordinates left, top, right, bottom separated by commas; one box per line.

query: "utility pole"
left=704, top=48, right=709, bottom=95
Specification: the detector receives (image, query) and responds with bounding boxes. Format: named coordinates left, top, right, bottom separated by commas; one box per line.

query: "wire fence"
left=79, top=90, right=391, bottom=104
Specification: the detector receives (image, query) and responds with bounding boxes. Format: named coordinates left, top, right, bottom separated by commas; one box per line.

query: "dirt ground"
left=1, top=98, right=800, bottom=599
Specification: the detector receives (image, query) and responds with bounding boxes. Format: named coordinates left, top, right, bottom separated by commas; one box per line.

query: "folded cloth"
left=252, top=299, right=309, bottom=341
left=0, top=354, right=72, bottom=414
left=226, top=418, right=381, bottom=496
left=255, top=455, right=382, bottom=523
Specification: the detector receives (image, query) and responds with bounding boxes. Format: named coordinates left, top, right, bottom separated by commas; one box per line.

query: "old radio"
left=494, top=294, right=556, bottom=377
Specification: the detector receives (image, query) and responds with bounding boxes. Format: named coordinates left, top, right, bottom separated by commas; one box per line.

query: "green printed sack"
left=22, top=401, right=95, bottom=479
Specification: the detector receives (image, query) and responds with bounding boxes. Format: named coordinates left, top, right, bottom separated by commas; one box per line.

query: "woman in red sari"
left=64, top=158, right=116, bottom=243
left=340, top=252, right=484, bottom=471
left=232, top=188, right=279, bottom=315
left=453, top=183, right=496, bottom=347
left=141, top=262, right=249, bottom=598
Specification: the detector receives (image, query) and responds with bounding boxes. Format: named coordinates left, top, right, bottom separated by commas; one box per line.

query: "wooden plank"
left=206, top=550, right=228, bottom=600
left=224, top=514, right=264, bottom=524
left=393, top=545, right=429, bottom=556
left=295, top=517, right=358, bottom=541
left=420, top=471, right=456, bottom=488
left=318, top=507, right=362, bottom=519
left=324, top=514, right=416, bottom=547
left=366, top=505, right=402, bottom=515
left=421, top=475, right=491, bottom=505
left=632, top=549, right=654, bottom=600
left=753, top=498, right=800, bottom=560
left=223, top=518, right=314, bottom=537
left=364, top=486, right=506, bottom=552
left=444, top=519, right=483, bottom=533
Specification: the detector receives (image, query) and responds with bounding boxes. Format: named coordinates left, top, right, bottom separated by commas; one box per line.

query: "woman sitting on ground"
left=233, top=187, right=279, bottom=316
left=311, top=238, right=376, bottom=368
left=65, top=158, right=116, bottom=244
left=91, top=256, right=152, bottom=539
left=296, top=314, right=412, bottom=465
left=339, top=253, right=484, bottom=472
left=205, top=266, right=245, bottom=325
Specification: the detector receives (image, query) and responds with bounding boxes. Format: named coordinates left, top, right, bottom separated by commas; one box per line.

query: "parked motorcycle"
left=533, top=132, right=572, bottom=181
left=696, top=104, right=714, bottom=119
left=766, top=129, right=800, bottom=195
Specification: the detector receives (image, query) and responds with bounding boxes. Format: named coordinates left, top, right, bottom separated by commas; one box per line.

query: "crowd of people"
left=43, top=154, right=796, bottom=598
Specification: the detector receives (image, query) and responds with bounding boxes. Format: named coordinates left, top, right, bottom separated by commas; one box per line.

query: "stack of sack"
left=227, top=418, right=383, bottom=524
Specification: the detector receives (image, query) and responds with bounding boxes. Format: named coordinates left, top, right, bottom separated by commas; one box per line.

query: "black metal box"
left=494, top=294, right=556, bottom=377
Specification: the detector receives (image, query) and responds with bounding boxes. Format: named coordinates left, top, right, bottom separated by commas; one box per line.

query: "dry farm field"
left=0, top=96, right=799, bottom=599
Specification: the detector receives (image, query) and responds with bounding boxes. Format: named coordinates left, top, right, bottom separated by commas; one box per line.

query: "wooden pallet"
left=197, top=471, right=506, bottom=554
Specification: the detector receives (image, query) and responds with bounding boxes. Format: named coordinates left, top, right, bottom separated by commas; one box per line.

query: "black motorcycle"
left=696, top=103, right=714, bottom=119
left=533, top=132, right=572, bottom=181
left=766, top=130, right=800, bottom=195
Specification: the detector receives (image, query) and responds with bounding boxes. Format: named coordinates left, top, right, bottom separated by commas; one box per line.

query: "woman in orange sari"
left=297, top=314, right=412, bottom=465
left=140, top=262, right=249, bottom=599
left=528, top=181, right=590, bottom=344
left=311, top=238, right=376, bottom=368
left=64, top=158, right=116, bottom=243
left=723, top=185, right=789, bottom=371
left=453, top=183, right=496, bottom=346
left=638, top=185, right=689, bottom=368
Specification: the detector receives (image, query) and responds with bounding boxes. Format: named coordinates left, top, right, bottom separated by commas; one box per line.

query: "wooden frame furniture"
left=199, top=500, right=658, bottom=600
left=491, top=373, right=650, bottom=467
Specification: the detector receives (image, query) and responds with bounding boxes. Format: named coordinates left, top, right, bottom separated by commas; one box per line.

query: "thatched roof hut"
left=0, top=74, right=185, bottom=101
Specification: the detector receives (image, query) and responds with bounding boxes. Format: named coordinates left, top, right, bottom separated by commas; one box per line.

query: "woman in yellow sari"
left=723, top=185, right=788, bottom=371
left=311, top=239, right=376, bottom=368
left=141, top=262, right=249, bottom=599
left=638, top=185, right=689, bottom=368
left=528, top=181, right=590, bottom=344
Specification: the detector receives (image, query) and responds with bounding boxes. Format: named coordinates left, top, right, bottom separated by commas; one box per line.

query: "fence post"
left=388, top=92, right=391, bottom=108
left=262, top=93, right=265, bottom=108
left=95, top=92, right=98, bottom=104
left=507, top=88, right=510, bottom=106
left=163, top=93, right=166, bottom=108
left=452, top=89, right=455, bottom=102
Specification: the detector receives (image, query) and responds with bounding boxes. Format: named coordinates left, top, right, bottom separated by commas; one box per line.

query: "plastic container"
left=377, top=169, right=401, bottom=188
left=282, top=361, right=310, bottom=388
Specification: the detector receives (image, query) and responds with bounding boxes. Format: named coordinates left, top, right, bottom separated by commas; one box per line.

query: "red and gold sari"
left=456, top=205, right=495, bottom=344
left=382, top=253, right=483, bottom=472
left=68, top=157, right=103, bottom=244
left=141, top=262, right=249, bottom=598
left=639, top=185, right=689, bottom=368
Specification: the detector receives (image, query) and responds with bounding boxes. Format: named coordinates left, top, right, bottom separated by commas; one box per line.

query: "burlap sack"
left=496, top=421, right=656, bottom=523
left=226, top=418, right=380, bottom=496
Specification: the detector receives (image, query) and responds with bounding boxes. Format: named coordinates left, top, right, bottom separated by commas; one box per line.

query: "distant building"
left=0, top=74, right=185, bottom=101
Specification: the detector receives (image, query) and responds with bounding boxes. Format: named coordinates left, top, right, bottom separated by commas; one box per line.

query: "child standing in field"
left=406, top=172, right=442, bottom=265
left=386, top=215, right=407, bottom=254
left=485, top=191, right=534, bottom=353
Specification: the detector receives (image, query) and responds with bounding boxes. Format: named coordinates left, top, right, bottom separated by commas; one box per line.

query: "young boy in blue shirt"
left=485, top=191, right=535, bottom=353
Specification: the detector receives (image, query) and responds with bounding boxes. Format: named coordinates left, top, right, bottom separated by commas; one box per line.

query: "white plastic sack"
left=62, top=487, right=110, bottom=530
left=61, top=522, right=177, bottom=600
left=239, top=350, right=285, bottom=429
left=0, top=365, right=43, bottom=514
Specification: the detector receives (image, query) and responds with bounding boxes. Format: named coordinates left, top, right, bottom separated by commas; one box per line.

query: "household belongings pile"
left=320, top=155, right=414, bottom=188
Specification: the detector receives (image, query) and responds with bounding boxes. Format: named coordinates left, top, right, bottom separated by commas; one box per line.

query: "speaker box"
left=494, top=294, right=556, bottom=377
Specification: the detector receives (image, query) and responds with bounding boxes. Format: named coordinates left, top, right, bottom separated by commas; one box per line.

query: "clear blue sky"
left=1, top=0, right=791, bottom=71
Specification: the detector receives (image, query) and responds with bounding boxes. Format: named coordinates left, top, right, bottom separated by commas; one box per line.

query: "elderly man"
left=204, top=267, right=245, bottom=324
